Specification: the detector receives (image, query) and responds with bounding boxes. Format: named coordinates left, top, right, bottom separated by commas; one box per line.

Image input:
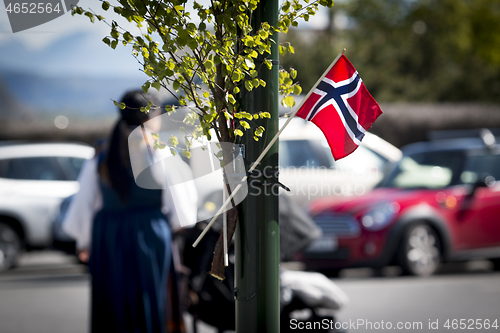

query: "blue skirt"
left=89, top=207, right=172, bottom=333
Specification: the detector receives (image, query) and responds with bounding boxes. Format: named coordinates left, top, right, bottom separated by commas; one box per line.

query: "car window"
left=56, top=157, right=86, bottom=181
left=0, top=159, right=8, bottom=178
left=461, top=153, right=500, bottom=184
left=279, top=140, right=330, bottom=168
left=382, top=151, right=465, bottom=189
left=0, top=157, right=65, bottom=181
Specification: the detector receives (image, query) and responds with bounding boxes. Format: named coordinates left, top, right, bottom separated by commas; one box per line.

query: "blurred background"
left=1, top=0, right=500, bottom=332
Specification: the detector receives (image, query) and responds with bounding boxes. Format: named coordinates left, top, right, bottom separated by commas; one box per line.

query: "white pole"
left=192, top=51, right=345, bottom=248
left=223, top=183, right=228, bottom=266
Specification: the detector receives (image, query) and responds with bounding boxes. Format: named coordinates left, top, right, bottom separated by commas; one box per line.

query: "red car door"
left=455, top=153, right=500, bottom=249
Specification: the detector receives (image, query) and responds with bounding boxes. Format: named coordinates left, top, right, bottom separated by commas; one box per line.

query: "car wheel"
left=398, top=223, right=441, bottom=276
left=0, top=222, right=22, bottom=272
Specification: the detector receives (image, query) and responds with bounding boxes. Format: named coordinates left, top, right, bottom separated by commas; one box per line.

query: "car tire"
left=491, top=258, right=500, bottom=271
left=0, top=222, right=22, bottom=272
left=319, top=268, right=342, bottom=278
left=398, top=223, right=441, bottom=277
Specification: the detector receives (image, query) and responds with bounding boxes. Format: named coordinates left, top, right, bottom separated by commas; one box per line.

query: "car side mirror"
left=471, top=173, right=495, bottom=194
left=460, top=174, right=496, bottom=218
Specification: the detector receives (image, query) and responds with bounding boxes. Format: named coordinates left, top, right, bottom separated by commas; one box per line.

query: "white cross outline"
left=306, top=72, right=366, bottom=146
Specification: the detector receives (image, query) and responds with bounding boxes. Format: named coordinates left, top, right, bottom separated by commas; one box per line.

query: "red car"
left=299, top=132, right=500, bottom=276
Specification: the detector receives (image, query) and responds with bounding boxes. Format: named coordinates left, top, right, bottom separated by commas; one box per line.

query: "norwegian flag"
left=296, top=55, right=383, bottom=160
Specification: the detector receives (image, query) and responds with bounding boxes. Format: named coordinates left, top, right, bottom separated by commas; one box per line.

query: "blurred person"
left=63, top=90, right=197, bottom=333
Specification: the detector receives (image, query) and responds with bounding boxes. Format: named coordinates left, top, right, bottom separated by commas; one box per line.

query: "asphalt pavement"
left=1, top=251, right=499, bottom=333
left=334, top=264, right=500, bottom=333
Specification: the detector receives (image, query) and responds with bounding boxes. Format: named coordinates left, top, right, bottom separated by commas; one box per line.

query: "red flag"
left=296, top=55, right=383, bottom=160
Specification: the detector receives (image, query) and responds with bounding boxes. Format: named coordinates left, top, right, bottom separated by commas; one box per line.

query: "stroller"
left=181, top=193, right=348, bottom=332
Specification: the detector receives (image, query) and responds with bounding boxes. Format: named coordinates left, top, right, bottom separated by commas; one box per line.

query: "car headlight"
left=361, top=202, right=400, bottom=231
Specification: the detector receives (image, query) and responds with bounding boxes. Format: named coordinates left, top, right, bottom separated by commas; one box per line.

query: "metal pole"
left=235, top=0, right=280, bottom=330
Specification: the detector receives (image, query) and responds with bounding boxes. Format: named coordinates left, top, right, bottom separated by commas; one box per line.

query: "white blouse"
left=62, top=149, right=198, bottom=250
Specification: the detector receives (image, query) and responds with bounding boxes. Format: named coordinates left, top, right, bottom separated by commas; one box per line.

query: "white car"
left=279, top=118, right=402, bottom=205
left=0, top=142, right=95, bottom=271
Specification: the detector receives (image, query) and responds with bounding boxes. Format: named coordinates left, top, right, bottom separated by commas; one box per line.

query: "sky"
left=0, top=0, right=144, bottom=78
left=0, top=0, right=330, bottom=127
left=0, top=0, right=329, bottom=79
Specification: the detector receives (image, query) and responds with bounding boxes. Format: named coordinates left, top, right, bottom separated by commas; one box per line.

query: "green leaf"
left=204, top=113, right=214, bottom=122
left=85, top=12, right=95, bottom=23
left=233, top=87, right=240, bottom=94
left=293, top=85, right=303, bottom=95
left=234, top=112, right=252, bottom=120
left=227, top=94, right=236, bottom=105
left=102, top=1, right=110, bottom=11
left=234, top=129, right=244, bottom=137
left=244, top=58, right=255, bottom=69
left=173, top=80, right=180, bottom=91
left=118, top=102, right=126, bottom=110
left=240, top=120, right=250, bottom=129
left=245, top=80, right=253, bottom=91
left=142, top=81, right=150, bottom=94
left=188, top=39, right=198, bottom=50
left=170, top=148, right=177, bottom=156
left=282, top=1, right=291, bottom=12
left=290, top=69, right=297, bottom=79
left=154, top=141, right=166, bottom=150
left=319, top=0, right=334, bottom=7
left=232, top=72, right=241, bottom=82
left=255, top=126, right=265, bottom=135
left=282, top=96, right=295, bottom=108
left=182, top=150, right=191, bottom=159
left=260, top=112, right=271, bottom=118
left=205, top=59, right=214, bottom=70
left=243, top=36, right=254, bottom=47
left=152, top=81, right=161, bottom=91
left=168, top=135, right=179, bottom=147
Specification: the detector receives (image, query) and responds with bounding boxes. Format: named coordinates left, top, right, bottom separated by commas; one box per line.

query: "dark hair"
left=103, top=90, right=160, bottom=203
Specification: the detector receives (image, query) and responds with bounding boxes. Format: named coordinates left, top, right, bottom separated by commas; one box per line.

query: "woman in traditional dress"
left=63, top=90, right=197, bottom=333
